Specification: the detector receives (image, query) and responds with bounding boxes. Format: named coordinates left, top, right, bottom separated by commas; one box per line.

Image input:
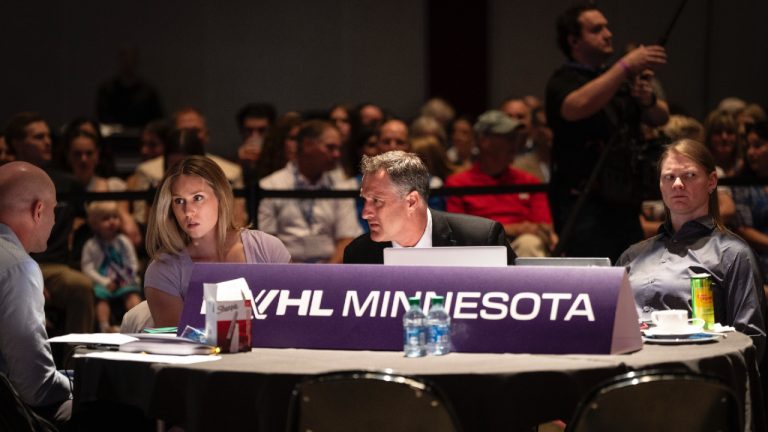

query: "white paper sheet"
left=48, top=333, right=139, bottom=345
left=75, top=351, right=222, bottom=364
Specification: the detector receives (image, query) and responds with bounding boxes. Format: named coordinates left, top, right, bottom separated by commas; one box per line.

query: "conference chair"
left=566, top=369, right=741, bottom=432
left=0, top=373, right=58, bottom=432
left=287, top=370, right=462, bottom=432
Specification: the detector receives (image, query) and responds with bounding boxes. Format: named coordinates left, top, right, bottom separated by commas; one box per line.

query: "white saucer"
left=643, top=325, right=705, bottom=338
left=642, top=333, right=717, bottom=345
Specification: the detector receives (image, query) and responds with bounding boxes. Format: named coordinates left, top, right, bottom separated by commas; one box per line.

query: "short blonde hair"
left=145, top=155, right=237, bottom=260
left=660, top=115, right=704, bottom=142
left=87, top=201, right=119, bottom=229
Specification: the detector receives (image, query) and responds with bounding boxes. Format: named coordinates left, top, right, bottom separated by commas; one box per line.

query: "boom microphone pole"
left=657, top=0, right=689, bottom=46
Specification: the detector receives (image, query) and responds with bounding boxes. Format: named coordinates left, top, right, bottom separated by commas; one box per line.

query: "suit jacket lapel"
left=430, top=211, right=457, bottom=247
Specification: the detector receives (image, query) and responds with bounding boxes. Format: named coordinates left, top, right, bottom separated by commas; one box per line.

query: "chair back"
left=0, top=373, right=58, bottom=432
left=566, top=370, right=740, bottom=432
left=287, top=371, right=461, bottom=432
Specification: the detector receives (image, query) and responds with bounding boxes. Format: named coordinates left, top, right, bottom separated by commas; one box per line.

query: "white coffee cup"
left=651, top=309, right=705, bottom=333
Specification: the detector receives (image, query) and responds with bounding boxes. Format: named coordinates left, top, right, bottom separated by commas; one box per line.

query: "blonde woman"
left=144, top=156, right=290, bottom=327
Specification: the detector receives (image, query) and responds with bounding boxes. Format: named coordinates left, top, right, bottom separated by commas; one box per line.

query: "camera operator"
left=545, top=4, right=670, bottom=262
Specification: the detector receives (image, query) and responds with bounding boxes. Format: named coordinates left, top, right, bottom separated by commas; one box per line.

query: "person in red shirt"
left=446, top=110, right=557, bottom=256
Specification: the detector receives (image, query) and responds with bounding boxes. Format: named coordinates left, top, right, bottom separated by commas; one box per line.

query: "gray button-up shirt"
left=0, top=223, right=71, bottom=407
left=617, top=216, right=766, bottom=357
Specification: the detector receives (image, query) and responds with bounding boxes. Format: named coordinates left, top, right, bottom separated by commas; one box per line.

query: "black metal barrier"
left=55, top=176, right=766, bottom=228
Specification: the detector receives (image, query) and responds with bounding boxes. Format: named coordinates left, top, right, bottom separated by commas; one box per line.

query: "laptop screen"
left=383, top=246, right=508, bottom=267
left=514, top=257, right=612, bottom=267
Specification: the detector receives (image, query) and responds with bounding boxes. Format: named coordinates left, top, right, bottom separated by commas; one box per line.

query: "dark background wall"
left=2, top=1, right=766, bottom=158
left=490, top=0, right=768, bottom=119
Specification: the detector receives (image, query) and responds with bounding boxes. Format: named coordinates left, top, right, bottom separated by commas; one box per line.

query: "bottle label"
left=428, top=324, right=450, bottom=344
left=691, top=275, right=715, bottom=329
left=404, top=326, right=424, bottom=346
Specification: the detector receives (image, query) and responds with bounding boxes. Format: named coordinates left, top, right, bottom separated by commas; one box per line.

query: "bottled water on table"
left=427, top=296, right=451, bottom=356
left=403, top=296, right=427, bottom=357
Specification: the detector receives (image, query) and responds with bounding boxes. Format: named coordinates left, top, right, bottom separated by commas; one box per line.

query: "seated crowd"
left=2, top=74, right=768, bottom=432
left=3, top=96, right=766, bottom=314
left=1, top=5, right=767, bottom=429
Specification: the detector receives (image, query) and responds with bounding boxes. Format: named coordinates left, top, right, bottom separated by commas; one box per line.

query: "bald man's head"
left=0, top=161, right=57, bottom=252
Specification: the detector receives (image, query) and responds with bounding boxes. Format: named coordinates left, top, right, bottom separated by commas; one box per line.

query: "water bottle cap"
left=408, top=297, right=421, bottom=306
left=431, top=296, right=444, bottom=306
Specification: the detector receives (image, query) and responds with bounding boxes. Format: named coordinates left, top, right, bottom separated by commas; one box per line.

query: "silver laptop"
left=383, top=246, right=507, bottom=267
left=514, top=257, right=612, bottom=267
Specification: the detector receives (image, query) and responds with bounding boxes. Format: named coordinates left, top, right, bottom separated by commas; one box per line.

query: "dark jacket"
left=343, top=210, right=516, bottom=265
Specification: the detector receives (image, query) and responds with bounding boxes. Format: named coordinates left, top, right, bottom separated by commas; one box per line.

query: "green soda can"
left=691, top=273, right=715, bottom=330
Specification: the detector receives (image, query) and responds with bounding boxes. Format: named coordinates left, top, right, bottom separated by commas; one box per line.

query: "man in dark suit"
left=343, top=151, right=515, bottom=264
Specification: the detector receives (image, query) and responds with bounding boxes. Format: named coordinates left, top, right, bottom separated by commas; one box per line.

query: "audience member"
left=5, top=112, right=94, bottom=334
left=133, top=108, right=244, bottom=189
left=659, top=115, right=705, bottom=142
left=511, top=101, right=554, bottom=183
left=144, top=156, right=290, bottom=327
left=0, top=161, right=72, bottom=426
left=343, top=151, right=515, bottom=264
left=446, top=110, right=556, bottom=257
left=617, top=139, right=765, bottom=355
left=500, top=97, right=535, bottom=153
left=356, top=103, right=384, bottom=129
left=411, top=135, right=454, bottom=211
left=0, top=134, right=15, bottom=165
left=329, top=104, right=352, bottom=145
left=738, top=104, right=767, bottom=136
left=131, top=108, right=246, bottom=224
left=81, top=201, right=142, bottom=332
left=411, top=135, right=457, bottom=182
left=259, top=120, right=361, bottom=263
left=379, top=118, right=446, bottom=209
left=732, top=120, right=768, bottom=282
left=717, top=97, right=747, bottom=116
left=377, top=118, right=410, bottom=154
left=347, top=127, right=380, bottom=232
left=96, top=46, right=163, bottom=128
left=138, top=119, right=171, bottom=162
left=446, top=116, right=476, bottom=171
left=704, top=109, right=742, bottom=178
left=58, top=117, right=118, bottom=178
left=545, top=4, right=669, bottom=262
left=410, top=115, right=448, bottom=148
left=255, top=112, right=303, bottom=180
left=57, top=129, right=142, bottom=247
left=236, top=103, right=277, bottom=171
left=420, top=97, right=455, bottom=129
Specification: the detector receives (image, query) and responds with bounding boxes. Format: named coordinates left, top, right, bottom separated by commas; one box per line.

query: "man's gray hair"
left=360, top=151, right=430, bottom=199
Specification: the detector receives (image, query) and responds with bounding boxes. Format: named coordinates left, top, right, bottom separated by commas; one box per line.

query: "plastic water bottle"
left=427, top=296, right=451, bottom=355
left=403, top=297, right=427, bottom=357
